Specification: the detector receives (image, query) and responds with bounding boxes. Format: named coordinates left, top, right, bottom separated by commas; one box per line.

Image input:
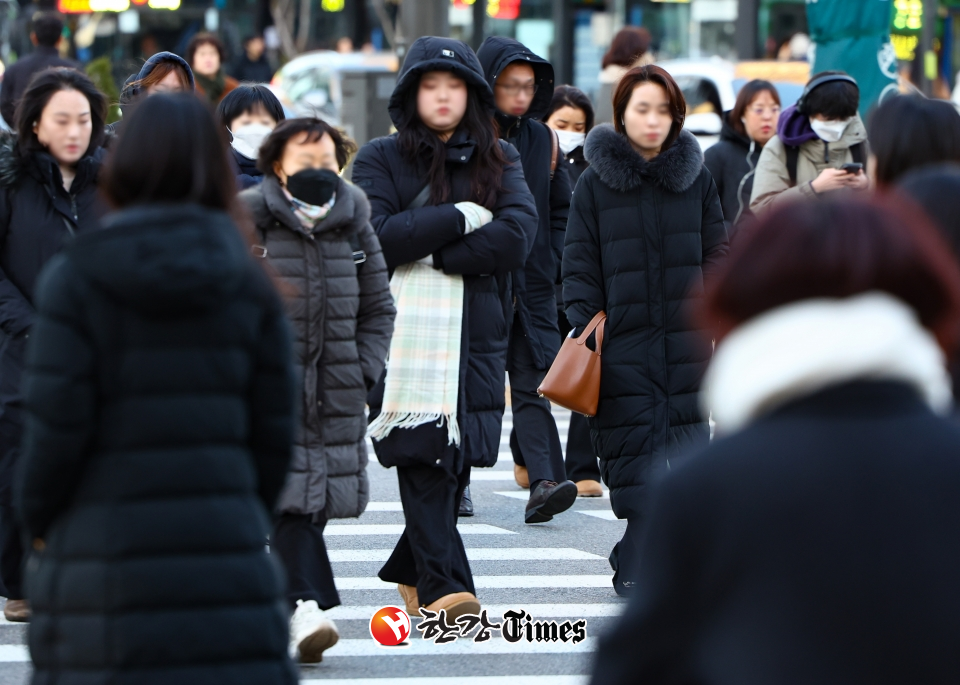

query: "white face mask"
left=810, top=118, right=851, bottom=144
left=229, top=123, right=274, bottom=160
left=555, top=129, right=586, bottom=156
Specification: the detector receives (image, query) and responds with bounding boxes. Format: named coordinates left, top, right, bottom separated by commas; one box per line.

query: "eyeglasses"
left=496, top=83, right=538, bottom=97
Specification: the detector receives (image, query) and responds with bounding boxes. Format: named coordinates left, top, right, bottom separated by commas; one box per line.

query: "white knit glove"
left=455, top=202, right=494, bottom=234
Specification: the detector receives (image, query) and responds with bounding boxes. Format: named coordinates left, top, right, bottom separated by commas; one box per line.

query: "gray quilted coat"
left=241, top=175, right=395, bottom=518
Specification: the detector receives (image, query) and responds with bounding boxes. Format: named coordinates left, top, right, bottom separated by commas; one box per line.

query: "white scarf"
left=703, top=292, right=953, bottom=436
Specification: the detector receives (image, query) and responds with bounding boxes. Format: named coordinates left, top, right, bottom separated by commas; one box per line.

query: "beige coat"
left=750, top=116, right=868, bottom=213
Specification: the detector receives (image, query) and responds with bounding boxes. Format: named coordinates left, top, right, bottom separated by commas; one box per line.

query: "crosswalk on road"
left=0, top=407, right=628, bottom=683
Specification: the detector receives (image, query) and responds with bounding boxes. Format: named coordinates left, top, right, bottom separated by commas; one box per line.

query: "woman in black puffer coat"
left=240, top=117, right=396, bottom=663
left=0, top=68, right=109, bottom=622
left=352, top=36, right=537, bottom=619
left=563, top=65, right=728, bottom=597
left=17, top=94, right=298, bottom=684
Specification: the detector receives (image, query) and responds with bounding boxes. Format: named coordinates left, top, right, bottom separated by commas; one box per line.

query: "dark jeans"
left=379, top=463, right=474, bottom=607
left=508, top=316, right=565, bottom=485
left=272, top=510, right=340, bottom=611
left=564, top=412, right=601, bottom=482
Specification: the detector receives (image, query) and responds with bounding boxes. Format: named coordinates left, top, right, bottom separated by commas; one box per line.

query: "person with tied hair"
left=16, top=93, right=298, bottom=684
left=750, top=70, right=869, bottom=213
left=563, top=64, right=728, bottom=597
left=0, top=12, right=78, bottom=127
left=0, top=67, right=107, bottom=623
left=240, top=117, right=395, bottom=663
left=188, top=33, right=239, bottom=105
left=352, top=36, right=537, bottom=621
left=591, top=196, right=960, bottom=685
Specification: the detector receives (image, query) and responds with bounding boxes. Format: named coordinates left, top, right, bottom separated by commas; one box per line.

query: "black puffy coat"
left=232, top=148, right=263, bottom=190
left=592, top=381, right=960, bottom=685
left=0, top=48, right=78, bottom=126
left=241, top=175, right=395, bottom=518
left=16, top=203, right=298, bottom=684
left=703, top=113, right=761, bottom=239
left=563, top=124, right=728, bottom=521
left=352, top=37, right=538, bottom=471
left=478, top=36, right=571, bottom=369
left=0, top=136, right=107, bottom=500
left=564, top=144, right=589, bottom=189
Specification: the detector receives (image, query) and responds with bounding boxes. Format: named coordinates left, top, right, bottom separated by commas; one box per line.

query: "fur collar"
left=583, top=123, right=704, bottom=194
left=702, top=292, right=953, bottom=435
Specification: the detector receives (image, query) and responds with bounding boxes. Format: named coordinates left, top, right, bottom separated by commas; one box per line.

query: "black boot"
left=458, top=484, right=474, bottom=517
left=525, top=480, right=577, bottom=524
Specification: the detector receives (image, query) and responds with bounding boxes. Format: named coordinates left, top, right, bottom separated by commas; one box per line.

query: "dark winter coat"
left=231, top=148, right=263, bottom=190
left=592, top=381, right=960, bottom=685
left=563, top=124, right=728, bottom=521
left=703, top=112, right=761, bottom=238
left=0, top=136, right=107, bottom=500
left=230, top=54, right=274, bottom=84
left=0, top=47, right=78, bottom=126
left=564, top=144, right=589, bottom=189
left=478, top=36, right=571, bottom=369
left=16, top=203, right=298, bottom=685
left=352, top=37, right=538, bottom=471
left=240, top=175, right=395, bottom=518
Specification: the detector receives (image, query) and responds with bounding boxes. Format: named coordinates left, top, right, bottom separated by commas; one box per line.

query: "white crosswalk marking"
left=320, top=637, right=597, bottom=656
left=335, top=575, right=613, bottom=590
left=328, top=548, right=605, bottom=562
left=325, top=604, right=623, bottom=620
left=324, top=524, right=517, bottom=535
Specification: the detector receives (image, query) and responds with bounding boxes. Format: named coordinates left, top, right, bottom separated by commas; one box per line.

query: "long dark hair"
left=729, top=79, right=780, bottom=139
left=16, top=67, right=107, bottom=160
left=101, top=93, right=236, bottom=211
left=870, top=95, right=960, bottom=188
left=396, top=74, right=506, bottom=208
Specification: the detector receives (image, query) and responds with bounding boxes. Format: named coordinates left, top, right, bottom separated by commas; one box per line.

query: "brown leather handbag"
left=538, top=311, right=606, bottom=417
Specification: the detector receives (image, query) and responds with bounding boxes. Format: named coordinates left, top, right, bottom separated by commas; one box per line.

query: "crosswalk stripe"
left=321, top=636, right=596, bottom=657
left=0, top=646, right=25, bottom=662
left=493, top=490, right=611, bottom=501
left=328, top=548, right=605, bottom=562
left=336, top=575, right=611, bottom=590
left=578, top=510, right=620, bottom=521
left=363, top=502, right=404, bottom=511
left=469, top=471, right=518, bottom=481
left=325, top=604, right=623, bottom=620
left=324, top=524, right=516, bottom=535
left=302, top=677, right=588, bottom=684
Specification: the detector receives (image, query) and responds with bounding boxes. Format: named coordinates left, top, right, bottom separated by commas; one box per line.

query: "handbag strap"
left=575, top=311, right=606, bottom=355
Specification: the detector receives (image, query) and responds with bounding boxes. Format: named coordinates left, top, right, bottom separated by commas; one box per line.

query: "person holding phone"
left=750, top=71, right=869, bottom=213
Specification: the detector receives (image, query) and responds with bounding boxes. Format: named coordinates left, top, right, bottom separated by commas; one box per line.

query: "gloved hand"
left=454, top=202, right=494, bottom=234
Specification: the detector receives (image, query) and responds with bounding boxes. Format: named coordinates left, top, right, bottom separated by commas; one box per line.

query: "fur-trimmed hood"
left=584, top=123, right=704, bottom=194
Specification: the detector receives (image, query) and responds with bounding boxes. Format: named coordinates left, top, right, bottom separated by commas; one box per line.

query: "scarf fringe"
left=368, top=411, right=461, bottom=446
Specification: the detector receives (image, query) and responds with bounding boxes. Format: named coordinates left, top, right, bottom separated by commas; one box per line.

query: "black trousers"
left=564, top=412, right=601, bottom=482
left=508, top=315, right=565, bottom=485
left=0, top=336, right=26, bottom=602
left=272, top=510, right=340, bottom=611
left=379, top=463, right=474, bottom=608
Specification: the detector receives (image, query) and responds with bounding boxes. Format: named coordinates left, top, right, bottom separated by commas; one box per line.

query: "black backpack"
left=785, top=142, right=866, bottom=187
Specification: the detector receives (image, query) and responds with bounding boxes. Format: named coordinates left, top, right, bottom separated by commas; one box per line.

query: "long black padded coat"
left=563, top=124, right=728, bottom=521
left=16, top=203, right=299, bottom=685
left=241, top=175, right=395, bottom=518
left=352, top=36, right=538, bottom=472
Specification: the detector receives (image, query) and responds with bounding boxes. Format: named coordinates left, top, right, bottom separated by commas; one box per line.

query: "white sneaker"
left=289, top=599, right=339, bottom=663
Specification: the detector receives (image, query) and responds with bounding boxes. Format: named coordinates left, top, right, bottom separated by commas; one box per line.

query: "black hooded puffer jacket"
left=477, top=37, right=571, bottom=370
left=703, top=112, right=762, bottom=239
left=17, top=203, right=298, bottom=684
left=563, top=124, right=728, bottom=521
left=108, top=52, right=196, bottom=138
left=352, top=36, right=538, bottom=471
left=240, top=175, right=395, bottom=519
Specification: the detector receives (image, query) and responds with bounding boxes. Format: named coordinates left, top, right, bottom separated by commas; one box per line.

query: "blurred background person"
left=544, top=84, right=603, bottom=498
left=868, top=95, right=960, bottom=190
left=563, top=65, right=727, bottom=597
left=592, top=196, right=960, bottom=685
left=596, top=27, right=654, bottom=125
left=0, top=68, right=107, bottom=623
left=0, top=12, right=77, bottom=128
left=113, top=51, right=195, bottom=137
left=751, top=72, right=868, bottom=213
left=231, top=34, right=274, bottom=83
left=477, top=36, right=576, bottom=522
left=240, top=117, right=395, bottom=663
left=704, top=79, right=781, bottom=240
left=188, top=33, right=238, bottom=106
left=352, top=36, right=537, bottom=620
left=16, top=93, right=298, bottom=684
left=217, top=84, right=286, bottom=189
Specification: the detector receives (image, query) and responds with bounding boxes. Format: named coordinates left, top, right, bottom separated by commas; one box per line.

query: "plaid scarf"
left=367, top=261, right=463, bottom=446
left=283, top=188, right=335, bottom=230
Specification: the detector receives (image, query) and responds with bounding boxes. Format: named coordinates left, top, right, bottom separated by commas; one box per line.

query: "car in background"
left=658, top=58, right=808, bottom=149
left=270, top=50, right=398, bottom=125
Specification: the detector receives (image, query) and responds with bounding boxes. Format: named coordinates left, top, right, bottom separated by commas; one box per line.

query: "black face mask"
left=285, top=168, right=339, bottom=206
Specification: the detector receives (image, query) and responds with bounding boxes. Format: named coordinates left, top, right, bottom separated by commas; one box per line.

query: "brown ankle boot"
left=3, top=599, right=29, bottom=623
left=576, top=480, right=603, bottom=497
left=514, top=464, right=529, bottom=489
left=424, top=592, right=480, bottom=622
left=397, top=584, right=419, bottom=616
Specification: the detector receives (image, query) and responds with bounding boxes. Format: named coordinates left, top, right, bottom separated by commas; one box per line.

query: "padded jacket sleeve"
left=355, top=219, right=396, bottom=391
left=562, top=173, right=605, bottom=330
left=0, top=188, right=36, bottom=337
left=700, top=173, right=729, bottom=283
